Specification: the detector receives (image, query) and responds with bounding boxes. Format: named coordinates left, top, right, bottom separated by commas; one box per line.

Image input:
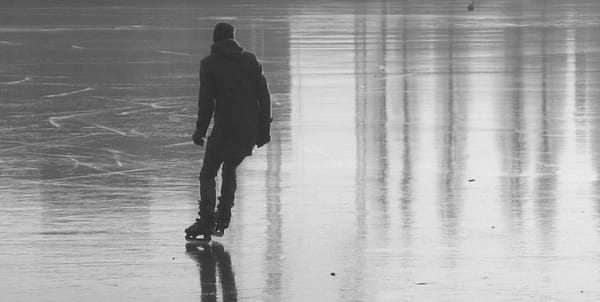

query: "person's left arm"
left=256, top=60, right=272, bottom=148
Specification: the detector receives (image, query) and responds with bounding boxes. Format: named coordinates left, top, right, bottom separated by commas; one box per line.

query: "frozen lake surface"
left=2, top=0, right=600, bottom=301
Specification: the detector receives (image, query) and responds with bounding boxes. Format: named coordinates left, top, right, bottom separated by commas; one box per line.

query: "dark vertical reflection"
left=263, top=132, right=283, bottom=302
left=574, top=29, right=588, bottom=145
left=437, top=5, right=463, bottom=245
left=344, top=3, right=390, bottom=300
left=230, top=8, right=291, bottom=248
left=354, top=10, right=369, bottom=248
left=378, top=0, right=389, bottom=228
left=500, top=3, right=527, bottom=233
left=534, top=10, right=558, bottom=249
left=587, top=23, right=600, bottom=232
left=399, top=1, right=414, bottom=243
left=258, top=9, right=291, bottom=302
left=262, top=22, right=290, bottom=296
left=186, top=243, right=238, bottom=302
left=593, top=103, right=600, bottom=227
left=354, top=1, right=389, bottom=239
left=350, top=6, right=373, bottom=302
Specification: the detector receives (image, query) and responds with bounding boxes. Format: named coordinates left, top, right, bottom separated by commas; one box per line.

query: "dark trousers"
left=198, top=145, right=245, bottom=217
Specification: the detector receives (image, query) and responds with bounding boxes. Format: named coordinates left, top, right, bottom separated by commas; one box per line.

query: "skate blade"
left=185, top=235, right=211, bottom=244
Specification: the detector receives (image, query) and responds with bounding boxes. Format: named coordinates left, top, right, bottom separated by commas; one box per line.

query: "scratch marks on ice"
left=0, top=76, right=31, bottom=84
left=0, top=40, right=22, bottom=46
left=92, top=123, right=128, bottom=137
left=43, top=87, right=95, bottom=98
left=156, top=50, right=193, bottom=56
left=105, top=149, right=123, bottom=167
left=43, top=167, right=155, bottom=183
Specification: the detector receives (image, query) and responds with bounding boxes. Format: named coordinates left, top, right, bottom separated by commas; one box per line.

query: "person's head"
left=213, top=22, right=235, bottom=42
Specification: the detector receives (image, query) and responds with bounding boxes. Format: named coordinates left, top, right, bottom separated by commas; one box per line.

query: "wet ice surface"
left=2, top=0, right=600, bottom=301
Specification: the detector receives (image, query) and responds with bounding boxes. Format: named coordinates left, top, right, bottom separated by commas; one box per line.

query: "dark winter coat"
left=195, top=39, right=271, bottom=158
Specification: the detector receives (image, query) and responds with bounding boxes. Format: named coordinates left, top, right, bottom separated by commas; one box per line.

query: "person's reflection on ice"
left=186, top=242, right=238, bottom=302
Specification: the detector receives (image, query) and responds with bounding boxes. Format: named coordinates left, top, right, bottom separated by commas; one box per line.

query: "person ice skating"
left=185, top=22, right=272, bottom=241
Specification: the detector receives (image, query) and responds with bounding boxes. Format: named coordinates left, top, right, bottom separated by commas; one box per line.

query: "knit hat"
left=213, top=22, right=235, bottom=42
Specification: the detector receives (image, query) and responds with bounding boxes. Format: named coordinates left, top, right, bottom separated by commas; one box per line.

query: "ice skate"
left=214, top=202, right=232, bottom=237
left=185, top=215, right=215, bottom=242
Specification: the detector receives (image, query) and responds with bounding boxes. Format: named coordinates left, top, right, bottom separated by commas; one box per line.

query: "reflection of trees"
left=500, top=4, right=527, bottom=232
left=398, top=0, right=414, bottom=241
left=342, top=2, right=392, bottom=300
left=584, top=19, right=600, bottom=231
left=354, top=1, right=389, bottom=238
left=227, top=5, right=290, bottom=244
left=238, top=13, right=291, bottom=302
left=534, top=13, right=558, bottom=249
left=263, top=110, right=284, bottom=302
left=437, top=5, right=464, bottom=243
left=593, top=86, right=600, bottom=230
left=186, top=242, right=238, bottom=302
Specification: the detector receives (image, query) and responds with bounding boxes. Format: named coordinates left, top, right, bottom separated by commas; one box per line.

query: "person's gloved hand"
left=192, top=130, right=205, bottom=146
